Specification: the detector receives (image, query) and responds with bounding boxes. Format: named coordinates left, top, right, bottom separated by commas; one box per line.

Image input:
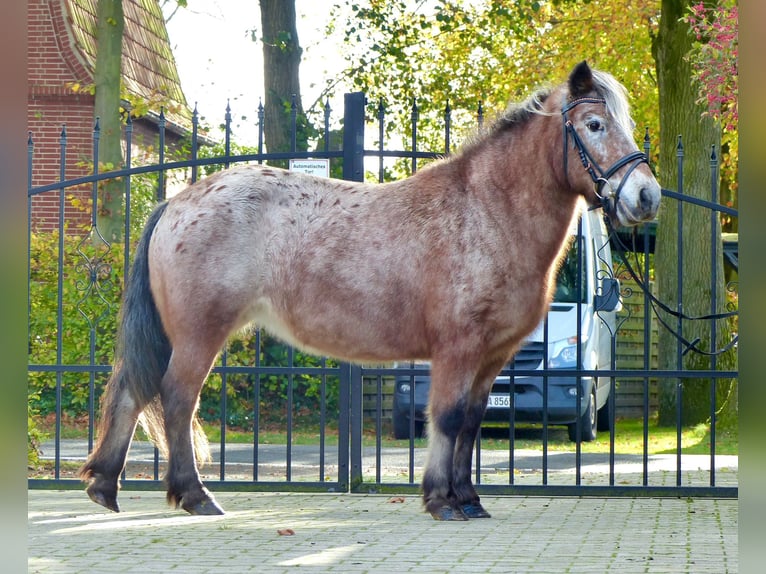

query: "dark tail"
left=115, top=202, right=176, bottom=456
left=78, top=201, right=171, bottom=484
left=115, top=201, right=209, bottom=463
left=120, top=202, right=171, bottom=397
left=86, top=202, right=177, bottom=465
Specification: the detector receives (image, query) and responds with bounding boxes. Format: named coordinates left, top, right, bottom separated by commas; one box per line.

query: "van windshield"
left=553, top=236, right=587, bottom=303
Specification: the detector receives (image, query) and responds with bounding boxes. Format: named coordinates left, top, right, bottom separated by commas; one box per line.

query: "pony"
left=79, top=61, right=660, bottom=520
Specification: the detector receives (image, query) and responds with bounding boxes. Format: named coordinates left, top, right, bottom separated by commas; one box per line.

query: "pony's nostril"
left=639, top=187, right=654, bottom=212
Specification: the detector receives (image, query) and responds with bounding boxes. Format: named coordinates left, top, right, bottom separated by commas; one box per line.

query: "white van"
left=392, top=208, right=621, bottom=442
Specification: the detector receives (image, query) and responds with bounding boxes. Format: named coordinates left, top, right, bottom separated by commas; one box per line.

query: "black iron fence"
left=28, top=93, right=737, bottom=499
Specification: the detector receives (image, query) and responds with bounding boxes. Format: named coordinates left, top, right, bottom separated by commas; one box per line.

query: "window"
left=553, top=236, right=587, bottom=303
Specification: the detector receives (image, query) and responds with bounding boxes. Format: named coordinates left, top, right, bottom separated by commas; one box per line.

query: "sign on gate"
left=289, top=159, right=330, bottom=178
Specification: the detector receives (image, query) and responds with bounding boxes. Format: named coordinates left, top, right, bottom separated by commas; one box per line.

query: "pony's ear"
left=568, top=61, right=594, bottom=99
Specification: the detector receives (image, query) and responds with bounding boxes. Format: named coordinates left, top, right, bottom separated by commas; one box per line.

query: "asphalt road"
left=40, top=439, right=738, bottom=485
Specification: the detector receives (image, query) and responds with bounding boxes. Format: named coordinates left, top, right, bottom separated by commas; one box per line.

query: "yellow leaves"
left=65, top=81, right=96, bottom=95
left=66, top=193, right=90, bottom=213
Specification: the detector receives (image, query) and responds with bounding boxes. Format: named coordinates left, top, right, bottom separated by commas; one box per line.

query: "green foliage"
left=27, top=389, right=46, bottom=468
left=199, top=337, right=340, bottom=430
left=28, top=230, right=123, bottom=418
left=280, top=96, right=320, bottom=153
left=326, top=0, right=668, bottom=183
left=333, top=0, right=660, bottom=155
left=126, top=172, right=164, bottom=236
left=196, top=138, right=261, bottom=174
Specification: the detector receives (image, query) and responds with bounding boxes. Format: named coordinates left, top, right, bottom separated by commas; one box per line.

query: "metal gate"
left=27, top=93, right=738, bottom=498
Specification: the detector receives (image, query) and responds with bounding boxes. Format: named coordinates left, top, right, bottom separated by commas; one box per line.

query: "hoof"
left=462, top=502, right=491, bottom=519
left=184, top=497, right=225, bottom=516
left=430, top=505, right=468, bottom=521
left=86, top=484, right=120, bottom=513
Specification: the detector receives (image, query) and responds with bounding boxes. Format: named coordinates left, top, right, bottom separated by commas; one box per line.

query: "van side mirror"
left=595, top=277, right=622, bottom=312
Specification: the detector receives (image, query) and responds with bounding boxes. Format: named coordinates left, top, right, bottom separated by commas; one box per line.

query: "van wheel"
left=392, top=408, right=424, bottom=440
left=597, top=400, right=613, bottom=432
left=568, top=389, right=597, bottom=442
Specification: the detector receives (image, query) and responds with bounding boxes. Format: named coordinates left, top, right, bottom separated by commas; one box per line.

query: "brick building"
left=28, top=0, right=194, bottom=231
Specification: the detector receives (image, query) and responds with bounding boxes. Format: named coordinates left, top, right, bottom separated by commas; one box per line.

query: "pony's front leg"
left=451, top=392, right=492, bottom=519
left=422, top=361, right=471, bottom=521
left=451, top=359, right=508, bottom=519
left=161, top=353, right=223, bottom=516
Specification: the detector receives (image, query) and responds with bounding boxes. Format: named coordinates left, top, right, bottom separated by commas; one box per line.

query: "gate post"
left=342, top=92, right=365, bottom=182
left=337, top=362, right=351, bottom=492
left=349, top=364, right=364, bottom=490
left=340, top=92, right=366, bottom=490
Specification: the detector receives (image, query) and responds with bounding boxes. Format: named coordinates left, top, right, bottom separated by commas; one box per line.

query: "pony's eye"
left=587, top=120, right=603, bottom=132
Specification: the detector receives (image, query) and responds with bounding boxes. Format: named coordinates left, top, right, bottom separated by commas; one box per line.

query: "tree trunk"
left=652, top=0, right=737, bottom=428
left=94, top=0, right=125, bottom=242
left=259, top=0, right=306, bottom=159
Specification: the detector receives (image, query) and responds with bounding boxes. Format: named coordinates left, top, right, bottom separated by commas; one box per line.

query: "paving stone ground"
left=28, top=490, right=737, bottom=573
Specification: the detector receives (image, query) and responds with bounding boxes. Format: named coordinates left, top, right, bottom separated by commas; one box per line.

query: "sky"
left=162, top=0, right=351, bottom=146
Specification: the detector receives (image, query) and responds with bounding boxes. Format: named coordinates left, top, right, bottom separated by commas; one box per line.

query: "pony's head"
left=561, top=61, right=660, bottom=227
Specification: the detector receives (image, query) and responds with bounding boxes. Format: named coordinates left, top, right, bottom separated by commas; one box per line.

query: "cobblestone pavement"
left=28, top=490, right=737, bottom=573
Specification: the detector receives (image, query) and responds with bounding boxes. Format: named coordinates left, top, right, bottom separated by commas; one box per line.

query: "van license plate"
left=487, top=394, right=511, bottom=409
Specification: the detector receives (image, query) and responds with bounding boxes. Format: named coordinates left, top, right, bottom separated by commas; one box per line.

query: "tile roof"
left=66, top=0, right=192, bottom=132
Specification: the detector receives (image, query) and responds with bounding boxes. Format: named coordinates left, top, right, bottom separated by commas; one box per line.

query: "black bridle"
left=562, top=97, right=649, bottom=215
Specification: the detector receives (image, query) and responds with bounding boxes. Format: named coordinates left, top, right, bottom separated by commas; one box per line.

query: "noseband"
left=562, top=97, right=649, bottom=214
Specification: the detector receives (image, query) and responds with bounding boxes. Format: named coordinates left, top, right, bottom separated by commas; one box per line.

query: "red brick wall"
left=29, top=0, right=95, bottom=232
left=28, top=93, right=97, bottom=232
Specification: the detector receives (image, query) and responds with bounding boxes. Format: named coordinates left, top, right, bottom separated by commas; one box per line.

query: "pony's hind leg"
left=160, top=347, right=224, bottom=515
left=78, top=375, right=142, bottom=512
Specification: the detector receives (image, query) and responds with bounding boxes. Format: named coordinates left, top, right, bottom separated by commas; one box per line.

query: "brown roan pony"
left=79, top=61, right=660, bottom=521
